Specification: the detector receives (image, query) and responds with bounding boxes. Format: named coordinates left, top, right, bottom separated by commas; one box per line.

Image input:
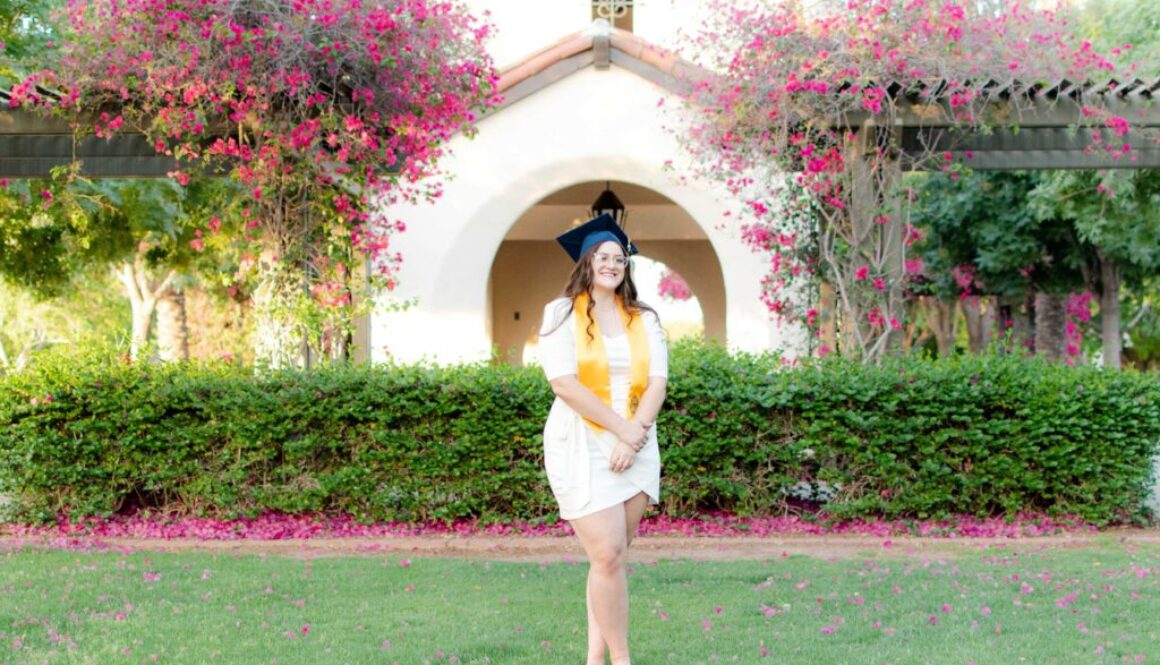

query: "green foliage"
left=0, top=270, right=130, bottom=368
left=909, top=171, right=1083, bottom=299
left=0, top=172, right=241, bottom=298
left=0, top=173, right=83, bottom=297
left=1124, top=274, right=1160, bottom=368
left=1, top=340, right=1158, bottom=524
left=1078, top=0, right=1160, bottom=77
left=0, top=344, right=554, bottom=522
left=0, top=0, right=59, bottom=82
left=664, top=340, right=1160, bottom=523
left=1029, top=170, right=1160, bottom=279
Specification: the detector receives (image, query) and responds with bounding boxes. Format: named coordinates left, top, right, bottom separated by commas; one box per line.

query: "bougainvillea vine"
left=675, top=0, right=1141, bottom=361
left=13, top=0, right=500, bottom=366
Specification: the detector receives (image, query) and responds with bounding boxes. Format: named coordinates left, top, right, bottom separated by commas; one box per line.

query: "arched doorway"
left=488, top=180, right=725, bottom=366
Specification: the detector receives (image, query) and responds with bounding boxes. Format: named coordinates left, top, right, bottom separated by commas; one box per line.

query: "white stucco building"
left=368, top=1, right=797, bottom=365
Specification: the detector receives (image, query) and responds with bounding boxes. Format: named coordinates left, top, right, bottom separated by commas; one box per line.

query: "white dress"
left=538, top=298, right=668, bottom=520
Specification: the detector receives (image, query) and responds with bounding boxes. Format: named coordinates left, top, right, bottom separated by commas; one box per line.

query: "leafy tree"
left=12, top=0, right=498, bottom=367
left=909, top=168, right=1160, bottom=368
left=0, top=269, right=128, bottom=371
left=910, top=171, right=1088, bottom=359
left=1120, top=274, right=1160, bottom=370
left=1, top=170, right=246, bottom=360
left=1070, top=0, right=1160, bottom=369
left=1029, top=169, right=1160, bottom=369
left=903, top=1, right=1160, bottom=368
left=1078, top=0, right=1160, bottom=77
left=0, top=0, right=57, bottom=82
left=0, top=171, right=80, bottom=299
left=81, top=177, right=250, bottom=360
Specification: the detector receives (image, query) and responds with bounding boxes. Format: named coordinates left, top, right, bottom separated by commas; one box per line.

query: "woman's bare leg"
left=575, top=493, right=649, bottom=665
left=586, top=575, right=604, bottom=664
left=623, top=492, right=648, bottom=547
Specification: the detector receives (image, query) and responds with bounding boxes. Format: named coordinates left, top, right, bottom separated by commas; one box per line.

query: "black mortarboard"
left=555, top=212, right=638, bottom=262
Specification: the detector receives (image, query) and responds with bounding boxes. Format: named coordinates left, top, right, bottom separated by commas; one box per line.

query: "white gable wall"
left=371, top=62, right=794, bottom=364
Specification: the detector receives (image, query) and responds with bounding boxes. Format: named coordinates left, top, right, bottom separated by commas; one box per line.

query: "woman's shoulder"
left=633, top=302, right=661, bottom=323
left=543, top=297, right=574, bottom=317
left=540, top=297, right=575, bottom=334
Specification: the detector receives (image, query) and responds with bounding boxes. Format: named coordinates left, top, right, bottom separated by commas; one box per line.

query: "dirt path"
left=4, top=529, right=1158, bottom=562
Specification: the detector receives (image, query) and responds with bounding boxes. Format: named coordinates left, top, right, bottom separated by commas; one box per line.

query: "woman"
left=537, top=212, right=667, bottom=665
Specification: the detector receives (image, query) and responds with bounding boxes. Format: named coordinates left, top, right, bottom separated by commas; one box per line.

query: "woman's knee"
left=587, top=539, right=627, bottom=573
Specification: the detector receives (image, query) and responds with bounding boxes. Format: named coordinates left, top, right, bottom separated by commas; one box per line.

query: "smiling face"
left=589, top=240, right=629, bottom=292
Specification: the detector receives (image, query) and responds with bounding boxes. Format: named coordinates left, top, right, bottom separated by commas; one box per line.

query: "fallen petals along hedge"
left=1, top=341, right=1157, bottom=525
left=3, top=512, right=1096, bottom=543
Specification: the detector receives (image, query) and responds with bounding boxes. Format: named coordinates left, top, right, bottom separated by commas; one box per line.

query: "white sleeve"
left=642, top=308, right=668, bottom=379
left=537, top=300, right=576, bottom=381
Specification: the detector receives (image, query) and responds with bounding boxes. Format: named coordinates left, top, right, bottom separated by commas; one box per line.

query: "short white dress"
left=538, top=298, right=668, bottom=520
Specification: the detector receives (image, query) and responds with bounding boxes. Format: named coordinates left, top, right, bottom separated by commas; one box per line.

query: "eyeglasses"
left=592, top=252, right=629, bottom=268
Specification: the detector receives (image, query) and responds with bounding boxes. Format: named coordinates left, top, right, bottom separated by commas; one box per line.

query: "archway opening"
left=519, top=254, right=706, bottom=365
left=632, top=255, right=705, bottom=340
left=488, top=179, right=724, bottom=366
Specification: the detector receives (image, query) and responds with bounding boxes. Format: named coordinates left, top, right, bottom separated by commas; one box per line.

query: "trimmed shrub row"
left=1, top=341, right=1158, bottom=524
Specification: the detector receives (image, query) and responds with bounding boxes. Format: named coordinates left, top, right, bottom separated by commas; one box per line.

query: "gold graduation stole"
left=574, top=292, right=650, bottom=433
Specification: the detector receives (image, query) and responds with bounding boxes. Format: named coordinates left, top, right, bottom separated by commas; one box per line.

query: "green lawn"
left=1, top=540, right=1158, bottom=664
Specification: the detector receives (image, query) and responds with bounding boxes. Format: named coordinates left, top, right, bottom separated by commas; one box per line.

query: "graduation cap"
left=556, top=212, right=638, bottom=263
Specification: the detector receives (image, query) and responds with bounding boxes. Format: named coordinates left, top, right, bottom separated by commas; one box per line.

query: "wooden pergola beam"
left=3, top=41, right=1159, bottom=178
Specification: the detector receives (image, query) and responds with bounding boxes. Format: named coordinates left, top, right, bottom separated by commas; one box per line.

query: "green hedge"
left=1, top=341, right=1158, bottom=524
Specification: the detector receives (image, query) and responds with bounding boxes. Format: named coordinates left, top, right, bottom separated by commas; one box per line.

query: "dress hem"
left=559, top=487, right=657, bottom=521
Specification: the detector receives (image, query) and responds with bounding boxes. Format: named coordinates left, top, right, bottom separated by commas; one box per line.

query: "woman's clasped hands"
left=609, top=418, right=651, bottom=473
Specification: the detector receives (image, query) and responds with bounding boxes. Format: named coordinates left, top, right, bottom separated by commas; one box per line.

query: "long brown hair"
left=544, top=242, right=658, bottom=342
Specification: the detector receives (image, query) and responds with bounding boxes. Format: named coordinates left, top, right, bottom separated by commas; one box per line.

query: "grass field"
left=2, top=539, right=1158, bottom=664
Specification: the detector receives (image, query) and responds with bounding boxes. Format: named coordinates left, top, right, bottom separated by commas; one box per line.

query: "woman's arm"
left=548, top=375, right=648, bottom=448
left=630, top=376, right=667, bottom=434
left=630, top=308, right=669, bottom=436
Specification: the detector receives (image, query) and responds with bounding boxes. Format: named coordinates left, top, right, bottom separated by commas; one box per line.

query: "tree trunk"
left=156, top=287, right=190, bottom=362
left=818, top=281, right=837, bottom=356
left=920, top=296, right=956, bottom=358
left=821, top=121, right=905, bottom=362
left=962, top=297, right=991, bottom=354
left=863, top=161, right=905, bottom=359
left=115, top=250, right=176, bottom=361
left=1034, top=292, right=1067, bottom=363
left=129, top=300, right=153, bottom=359
left=1099, top=258, right=1122, bottom=370
left=252, top=257, right=309, bottom=369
